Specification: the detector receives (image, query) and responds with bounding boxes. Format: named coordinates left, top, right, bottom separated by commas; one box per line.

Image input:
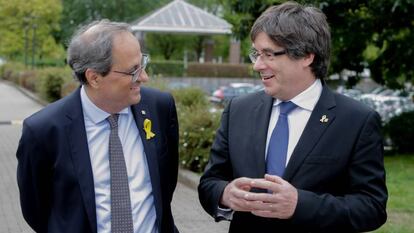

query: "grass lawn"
left=373, top=155, right=414, bottom=233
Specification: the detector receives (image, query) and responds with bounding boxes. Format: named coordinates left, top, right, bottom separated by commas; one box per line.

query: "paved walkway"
left=0, top=80, right=229, bottom=233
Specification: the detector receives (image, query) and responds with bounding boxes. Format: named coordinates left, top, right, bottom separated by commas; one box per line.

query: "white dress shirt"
left=265, top=79, right=323, bottom=166
left=80, top=86, right=157, bottom=233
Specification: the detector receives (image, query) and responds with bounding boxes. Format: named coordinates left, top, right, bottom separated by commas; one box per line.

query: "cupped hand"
left=245, top=174, right=298, bottom=219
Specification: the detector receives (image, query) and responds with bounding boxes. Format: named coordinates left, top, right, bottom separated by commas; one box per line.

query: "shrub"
left=386, top=111, right=414, bottom=153
left=171, top=87, right=221, bottom=173
left=171, top=87, right=207, bottom=107
left=0, top=62, right=26, bottom=83
left=177, top=105, right=220, bottom=173
left=35, top=58, right=66, bottom=67
left=18, top=71, right=37, bottom=92
left=37, top=67, right=71, bottom=102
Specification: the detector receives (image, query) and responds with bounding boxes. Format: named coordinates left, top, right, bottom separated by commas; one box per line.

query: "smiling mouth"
left=261, top=75, right=275, bottom=80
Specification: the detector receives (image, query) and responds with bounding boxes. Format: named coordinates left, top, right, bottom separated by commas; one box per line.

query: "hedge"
left=187, top=62, right=253, bottom=77
left=386, top=111, right=414, bottom=154
left=0, top=63, right=73, bottom=101
left=146, top=60, right=254, bottom=78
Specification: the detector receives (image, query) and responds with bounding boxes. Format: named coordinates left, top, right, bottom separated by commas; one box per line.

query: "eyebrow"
left=124, top=54, right=147, bottom=72
left=126, top=64, right=140, bottom=73
left=250, top=47, right=280, bottom=53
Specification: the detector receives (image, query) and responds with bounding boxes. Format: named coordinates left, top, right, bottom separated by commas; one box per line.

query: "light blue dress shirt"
left=265, top=79, right=323, bottom=164
left=80, top=86, right=157, bottom=233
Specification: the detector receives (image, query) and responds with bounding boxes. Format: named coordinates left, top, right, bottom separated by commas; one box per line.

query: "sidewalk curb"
left=2, top=80, right=47, bottom=107
left=3, top=79, right=201, bottom=191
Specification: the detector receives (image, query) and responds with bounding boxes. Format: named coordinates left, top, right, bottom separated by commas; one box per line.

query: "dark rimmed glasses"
left=249, top=49, right=286, bottom=64
left=112, top=53, right=150, bottom=82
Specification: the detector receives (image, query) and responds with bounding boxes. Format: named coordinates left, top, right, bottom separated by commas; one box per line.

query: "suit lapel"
left=64, top=89, right=97, bottom=233
left=283, top=86, right=336, bottom=181
left=251, top=92, right=274, bottom=177
left=131, top=102, right=163, bottom=226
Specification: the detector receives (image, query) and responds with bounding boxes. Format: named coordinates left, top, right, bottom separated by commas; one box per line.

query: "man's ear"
left=85, top=68, right=100, bottom=88
left=302, top=53, right=315, bottom=67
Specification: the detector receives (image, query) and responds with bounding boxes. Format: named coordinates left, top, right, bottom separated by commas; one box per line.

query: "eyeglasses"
left=112, top=53, right=150, bottom=82
left=249, top=49, right=286, bottom=64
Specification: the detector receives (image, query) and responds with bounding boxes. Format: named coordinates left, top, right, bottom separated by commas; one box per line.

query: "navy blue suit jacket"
left=199, top=86, right=387, bottom=232
left=17, top=87, right=179, bottom=233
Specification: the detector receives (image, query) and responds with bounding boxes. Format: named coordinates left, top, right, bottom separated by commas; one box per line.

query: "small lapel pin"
left=141, top=110, right=146, bottom=115
left=320, top=115, right=329, bottom=123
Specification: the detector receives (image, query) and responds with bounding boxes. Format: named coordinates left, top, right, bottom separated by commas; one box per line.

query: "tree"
left=0, top=0, right=64, bottom=63
left=222, top=0, right=414, bottom=89
left=219, top=0, right=275, bottom=40
left=365, top=0, right=414, bottom=88
left=58, top=0, right=170, bottom=46
left=146, top=34, right=189, bottom=60
left=319, top=0, right=414, bottom=88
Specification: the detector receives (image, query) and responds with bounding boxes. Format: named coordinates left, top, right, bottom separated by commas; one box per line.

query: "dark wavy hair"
left=251, top=1, right=331, bottom=80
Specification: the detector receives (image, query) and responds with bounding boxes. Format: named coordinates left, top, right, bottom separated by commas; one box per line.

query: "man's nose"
left=253, top=56, right=267, bottom=71
left=137, top=70, right=149, bottom=83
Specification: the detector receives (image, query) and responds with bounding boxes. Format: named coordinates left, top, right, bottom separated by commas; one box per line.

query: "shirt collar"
left=80, top=85, right=129, bottom=124
left=274, top=79, right=322, bottom=111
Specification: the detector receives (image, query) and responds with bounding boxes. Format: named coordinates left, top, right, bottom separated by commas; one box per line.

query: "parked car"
left=360, top=91, right=414, bottom=123
left=336, top=86, right=414, bottom=123
left=210, top=82, right=255, bottom=104
left=251, top=84, right=265, bottom=92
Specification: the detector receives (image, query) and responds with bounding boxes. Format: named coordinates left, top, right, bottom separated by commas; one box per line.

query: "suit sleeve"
left=16, top=121, right=52, bottom=232
left=291, top=110, right=388, bottom=232
left=161, top=93, right=180, bottom=232
left=198, top=99, right=233, bottom=220
left=167, top=94, right=179, bottom=201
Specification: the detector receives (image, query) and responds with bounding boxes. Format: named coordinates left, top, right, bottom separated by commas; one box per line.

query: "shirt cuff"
left=215, top=206, right=234, bottom=222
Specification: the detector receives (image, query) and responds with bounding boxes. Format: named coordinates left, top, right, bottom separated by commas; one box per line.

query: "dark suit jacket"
left=198, top=86, right=387, bottom=233
left=17, top=87, right=179, bottom=233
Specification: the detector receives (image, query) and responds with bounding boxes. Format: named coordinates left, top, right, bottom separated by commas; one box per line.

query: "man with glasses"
left=199, top=2, right=387, bottom=232
left=17, top=20, right=179, bottom=233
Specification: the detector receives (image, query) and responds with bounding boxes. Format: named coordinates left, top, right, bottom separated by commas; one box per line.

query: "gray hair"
left=251, top=1, right=331, bottom=80
left=67, top=19, right=133, bottom=84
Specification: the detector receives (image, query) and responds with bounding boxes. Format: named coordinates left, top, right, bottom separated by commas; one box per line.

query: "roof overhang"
left=131, top=0, right=232, bottom=35
left=132, top=26, right=231, bottom=35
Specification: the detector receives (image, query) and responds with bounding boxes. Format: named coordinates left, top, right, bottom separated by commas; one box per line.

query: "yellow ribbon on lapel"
left=143, top=119, right=155, bottom=140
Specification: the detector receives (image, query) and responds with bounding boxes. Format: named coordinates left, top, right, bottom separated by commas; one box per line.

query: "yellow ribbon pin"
left=143, top=119, right=156, bottom=140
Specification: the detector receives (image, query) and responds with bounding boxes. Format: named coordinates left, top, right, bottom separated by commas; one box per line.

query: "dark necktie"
left=107, top=114, right=134, bottom=233
left=266, top=101, right=297, bottom=177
